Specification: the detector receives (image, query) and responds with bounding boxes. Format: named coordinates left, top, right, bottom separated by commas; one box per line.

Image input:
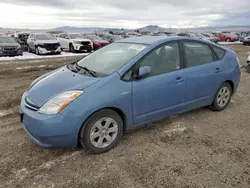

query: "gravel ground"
left=0, top=45, right=250, bottom=188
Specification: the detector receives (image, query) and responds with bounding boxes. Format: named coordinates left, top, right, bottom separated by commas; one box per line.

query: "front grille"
left=41, top=43, right=59, bottom=51
left=24, top=97, right=39, bottom=111
left=3, top=47, right=17, bottom=51
left=81, top=41, right=91, bottom=46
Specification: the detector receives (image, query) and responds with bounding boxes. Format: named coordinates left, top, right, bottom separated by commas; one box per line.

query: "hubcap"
left=217, top=87, right=230, bottom=108
left=90, top=117, right=118, bottom=148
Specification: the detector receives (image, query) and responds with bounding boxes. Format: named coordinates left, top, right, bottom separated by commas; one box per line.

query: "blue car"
left=20, top=36, right=241, bottom=153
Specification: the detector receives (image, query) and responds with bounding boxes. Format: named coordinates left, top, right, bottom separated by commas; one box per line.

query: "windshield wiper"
left=75, top=62, right=97, bottom=77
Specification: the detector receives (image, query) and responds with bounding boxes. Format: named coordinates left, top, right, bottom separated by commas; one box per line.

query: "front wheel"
left=35, top=47, right=40, bottom=55
left=226, top=38, right=231, bottom=42
left=79, top=109, right=123, bottom=154
left=211, top=82, right=232, bottom=111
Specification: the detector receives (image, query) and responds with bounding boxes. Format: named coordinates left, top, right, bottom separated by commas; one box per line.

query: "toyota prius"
left=20, top=36, right=241, bottom=153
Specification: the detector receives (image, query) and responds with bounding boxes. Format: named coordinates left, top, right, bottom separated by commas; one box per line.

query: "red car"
left=213, top=33, right=238, bottom=42
left=83, top=34, right=110, bottom=50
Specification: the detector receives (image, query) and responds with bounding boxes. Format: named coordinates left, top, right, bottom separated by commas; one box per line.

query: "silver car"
left=243, top=36, right=250, bottom=45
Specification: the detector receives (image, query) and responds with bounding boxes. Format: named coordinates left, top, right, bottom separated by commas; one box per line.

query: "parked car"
left=27, top=33, right=61, bottom=55
left=243, top=36, right=250, bottom=45
left=20, top=36, right=241, bottom=154
left=212, top=33, right=238, bottom=42
left=97, top=33, right=123, bottom=43
left=203, top=33, right=220, bottom=43
left=14, top=31, right=30, bottom=50
left=57, top=33, right=93, bottom=53
left=177, top=33, right=199, bottom=39
left=82, top=34, right=110, bottom=50
left=0, top=36, right=23, bottom=56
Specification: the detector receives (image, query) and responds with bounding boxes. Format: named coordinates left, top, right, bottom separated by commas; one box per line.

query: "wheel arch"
left=225, top=80, right=234, bottom=93
left=77, top=107, right=127, bottom=146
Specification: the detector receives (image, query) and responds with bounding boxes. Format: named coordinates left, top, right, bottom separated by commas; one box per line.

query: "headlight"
left=73, top=40, right=82, bottom=44
left=38, top=90, right=83, bottom=115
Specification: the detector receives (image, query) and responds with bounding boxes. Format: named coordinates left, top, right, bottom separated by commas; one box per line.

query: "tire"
left=226, top=38, right=231, bottom=42
left=69, top=43, right=75, bottom=53
left=211, top=82, right=232, bottom=111
left=35, top=46, right=40, bottom=55
left=79, top=109, right=123, bottom=154
left=27, top=45, right=31, bottom=53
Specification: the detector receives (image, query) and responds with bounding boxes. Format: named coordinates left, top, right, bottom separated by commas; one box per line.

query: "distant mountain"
left=54, top=26, right=129, bottom=32
left=137, top=25, right=166, bottom=31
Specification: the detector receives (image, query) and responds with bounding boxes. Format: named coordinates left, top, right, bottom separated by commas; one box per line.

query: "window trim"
left=121, top=40, right=184, bottom=82
left=210, top=45, right=226, bottom=60
left=181, top=39, right=217, bottom=68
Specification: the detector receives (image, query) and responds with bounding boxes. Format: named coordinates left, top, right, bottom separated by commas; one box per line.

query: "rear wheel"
left=211, top=82, right=232, bottom=111
left=79, top=109, right=123, bottom=154
left=226, top=38, right=231, bottom=42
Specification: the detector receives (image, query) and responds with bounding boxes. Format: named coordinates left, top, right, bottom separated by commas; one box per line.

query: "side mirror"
left=138, top=66, right=152, bottom=79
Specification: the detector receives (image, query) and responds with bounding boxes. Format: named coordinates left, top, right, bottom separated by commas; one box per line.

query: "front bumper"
left=20, top=93, right=81, bottom=148
left=73, top=43, right=92, bottom=51
left=38, top=46, right=61, bottom=55
left=243, top=40, right=250, bottom=45
left=0, top=49, right=22, bottom=56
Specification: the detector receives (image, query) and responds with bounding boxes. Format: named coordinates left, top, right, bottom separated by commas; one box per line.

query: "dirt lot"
left=0, top=45, right=250, bottom=188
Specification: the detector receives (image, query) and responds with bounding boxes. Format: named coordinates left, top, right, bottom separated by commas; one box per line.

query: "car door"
left=182, top=41, right=225, bottom=111
left=28, top=34, right=35, bottom=50
left=132, top=42, right=186, bottom=125
left=58, top=34, right=67, bottom=49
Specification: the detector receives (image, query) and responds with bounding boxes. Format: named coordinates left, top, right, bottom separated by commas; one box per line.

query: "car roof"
left=116, top=36, right=189, bottom=45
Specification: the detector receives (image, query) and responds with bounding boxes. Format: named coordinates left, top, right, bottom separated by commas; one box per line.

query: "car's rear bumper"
left=20, top=93, right=80, bottom=148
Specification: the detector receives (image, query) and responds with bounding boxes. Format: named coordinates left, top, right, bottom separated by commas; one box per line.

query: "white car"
left=57, top=33, right=93, bottom=52
left=243, top=36, right=250, bottom=45
left=27, top=33, right=61, bottom=55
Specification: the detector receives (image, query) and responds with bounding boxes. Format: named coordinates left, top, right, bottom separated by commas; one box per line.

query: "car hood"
left=96, top=40, right=109, bottom=44
left=73, top=38, right=91, bottom=42
left=0, top=43, right=19, bottom=47
left=36, top=40, right=59, bottom=44
left=26, top=67, right=99, bottom=107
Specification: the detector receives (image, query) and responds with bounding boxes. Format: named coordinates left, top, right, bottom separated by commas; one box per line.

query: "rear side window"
left=183, top=42, right=214, bottom=68
left=212, top=46, right=226, bottom=60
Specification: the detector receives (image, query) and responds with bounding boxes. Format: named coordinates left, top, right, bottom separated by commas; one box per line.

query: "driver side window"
left=139, top=42, right=181, bottom=77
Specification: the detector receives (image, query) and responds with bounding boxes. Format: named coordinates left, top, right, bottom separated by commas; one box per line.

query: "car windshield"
left=77, top=43, right=147, bottom=75
left=69, top=34, right=83, bottom=39
left=36, top=34, right=54, bottom=40
left=0, top=37, right=16, bottom=43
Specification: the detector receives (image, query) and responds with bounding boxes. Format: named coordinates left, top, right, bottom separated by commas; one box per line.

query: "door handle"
left=175, top=77, right=184, bottom=83
left=215, top=68, right=222, bottom=73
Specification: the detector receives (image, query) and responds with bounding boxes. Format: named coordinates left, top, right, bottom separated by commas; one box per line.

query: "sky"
left=0, top=0, right=249, bottom=29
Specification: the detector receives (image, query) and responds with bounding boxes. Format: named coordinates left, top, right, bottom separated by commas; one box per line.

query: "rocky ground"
left=0, top=45, right=250, bottom=188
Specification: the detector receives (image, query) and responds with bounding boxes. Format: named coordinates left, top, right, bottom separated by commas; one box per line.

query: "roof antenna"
left=186, top=20, right=193, bottom=32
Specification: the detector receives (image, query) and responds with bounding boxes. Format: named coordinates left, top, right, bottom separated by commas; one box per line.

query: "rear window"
left=212, top=46, right=226, bottom=60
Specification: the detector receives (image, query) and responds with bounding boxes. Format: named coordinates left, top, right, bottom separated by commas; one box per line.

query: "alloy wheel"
left=216, top=87, right=231, bottom=108
left=90, top=117, right=118, bottom=148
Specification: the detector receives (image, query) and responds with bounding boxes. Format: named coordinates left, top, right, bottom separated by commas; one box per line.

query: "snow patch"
left=0, top=51, right=88, bottom=62
left=0, top=109, right=14, bottom=117
left=218, top=41, right=243, bottom=45
left=16, top=65, right=46, bottom=70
